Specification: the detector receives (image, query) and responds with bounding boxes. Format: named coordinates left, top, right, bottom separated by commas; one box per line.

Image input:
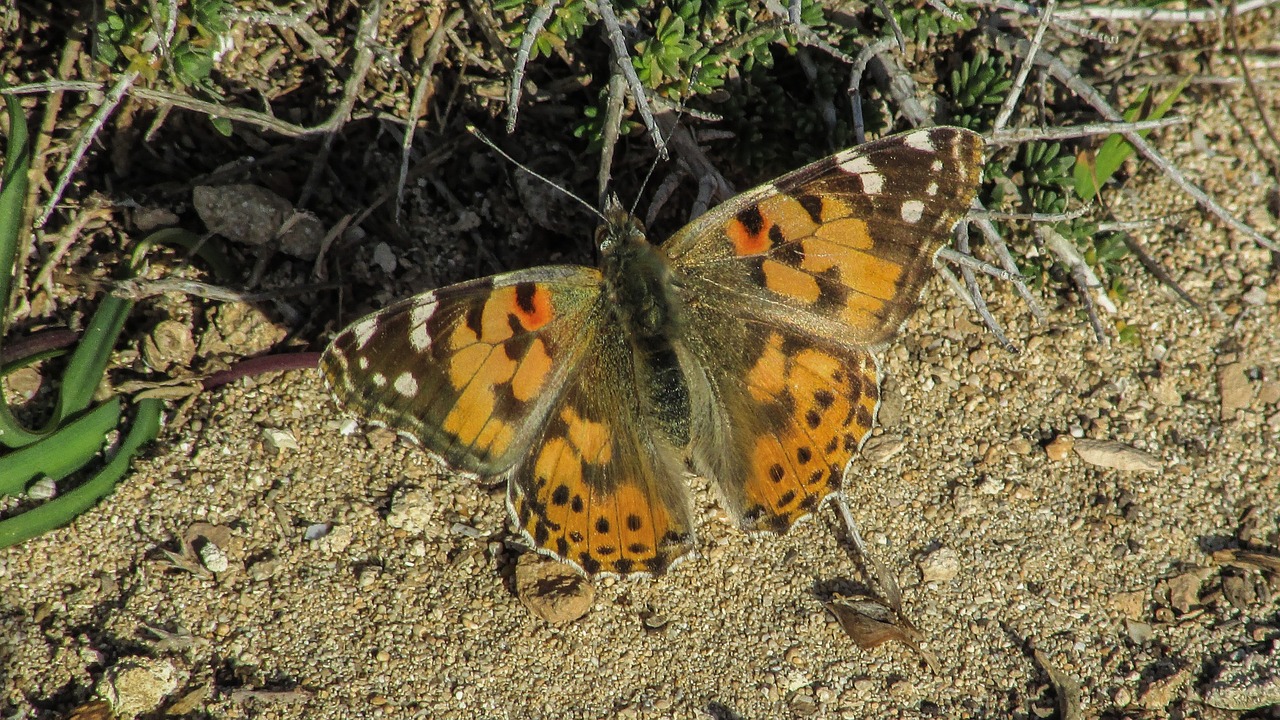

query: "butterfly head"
left=595, top=194, right=647, bottom=256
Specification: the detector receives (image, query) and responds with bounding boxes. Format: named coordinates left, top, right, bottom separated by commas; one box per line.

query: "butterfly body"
left=323, top=127, right=984, bottom=577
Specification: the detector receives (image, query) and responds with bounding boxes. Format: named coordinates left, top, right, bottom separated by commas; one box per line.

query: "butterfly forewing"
left=666, top=127, right=984, bottom=347
left=321, top=266, right=603, bottom=475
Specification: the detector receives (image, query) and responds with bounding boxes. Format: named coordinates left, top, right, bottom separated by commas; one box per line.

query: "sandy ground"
left=3, top=67, right=1280, bottom=720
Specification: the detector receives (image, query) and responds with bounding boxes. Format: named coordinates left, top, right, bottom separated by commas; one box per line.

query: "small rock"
left=1258, top=379, right=1280, bottom=406
left=1072, top=438, right=1162, bottom=473
left=277, top=209, right=325, bottom=260
left=318, top=524, right=353, bottom=554
left=514, top=553, right=594, bottom=624
left=861, top=434, right=904, bottom=463
left=1222, top=573, right=1257, bottom=609
left=194, top=184, right=294, bottom=248
left=1166, top=568, right=1213, bottom=613
left=1218, top=362, right=1254, bottom=421
left=918, top=547, right=960, bottom=583
left=303, top=522, right=332, bottom=541
left=1149, top=376, right=1182, bottom=407
left=141, top=319, right=195, bottom=372
left=1045, top=434, right=1074, bottom=461
left=6, top=366, right=42, bottom=400
left=26, top=476, right=57, bottom=500
left=877, top=387, right=905, bottom=428
left=1204, top=647, right=1280, bottom=710
left=1241, top=286, right=1268, bottom=306
left=261, top=427, right=299, bottom=451
left=1125, top=619, right=1153, bottom=644
left=1110, top=590, right=1145, bottom=619
left=198, top=542, right=229, bottom=573
left=197, top=302, right=287, bottom=357
left=372, top=242, right=397, bottom=274
left=1138, top=665, right=1192, bottom=709
left=385, top=487, right=438, bottom=535
left=97, top=657, right=179, bottom=718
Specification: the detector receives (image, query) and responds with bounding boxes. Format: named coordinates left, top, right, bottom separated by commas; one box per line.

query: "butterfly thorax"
left=596, top=211, right=692, bottom=445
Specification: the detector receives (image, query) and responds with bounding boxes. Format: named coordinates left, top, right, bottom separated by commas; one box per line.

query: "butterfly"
left=321, top=127, right=984, bottom=577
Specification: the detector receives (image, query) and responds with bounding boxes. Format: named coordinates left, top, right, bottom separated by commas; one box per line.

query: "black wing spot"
left=736, top=205, right=765, bottom=235
left=514, top=282, right=538, bottom=315
left=797, top=446, right=812, bottom=464
left=551, top=484, right=570, bottom=505
left=627, top=543, right=650, bottom=555
left=797, top=194, right=824, bottom=223
left=769, top=464, right=786, bottom=483
left=596, top=517, right=611, bottom=534
left=613, top=558, right=634, bottom=574
left=626, top=514, right=643, bottom=531
left=805, top=409, right=822, bottom=429
left=777, top=490, right=797, bottom=508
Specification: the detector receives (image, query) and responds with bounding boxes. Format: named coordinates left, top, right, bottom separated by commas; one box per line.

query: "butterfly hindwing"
left=507, top=320, right=697, bottom=576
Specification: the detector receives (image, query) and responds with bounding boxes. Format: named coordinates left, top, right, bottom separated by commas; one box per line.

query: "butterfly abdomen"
left=601, top=227, right=693, bottom=447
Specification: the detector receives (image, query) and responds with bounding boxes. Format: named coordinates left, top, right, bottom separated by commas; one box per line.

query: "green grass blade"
left=0, top=397, right=123, bottom=496
left=0, top=88, right=45, bottom=448
left=0, top=90, right=28, bottom=324
left=53, top=294, right=134, bottom=419
left=0, top=397, right=162, bottom=548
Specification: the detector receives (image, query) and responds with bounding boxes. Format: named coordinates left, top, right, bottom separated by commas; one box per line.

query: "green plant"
left=1017, top=140, right=1074, bottom=214
left=948, top=52, right=1011, bottom=132
left=0, top=92, right=163, bottom=548
left=1073, top=77, right=1190, bottom=201
left=94, top=0, right=230, bottom=93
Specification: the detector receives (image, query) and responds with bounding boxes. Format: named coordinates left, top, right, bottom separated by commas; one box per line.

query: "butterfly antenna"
left=627, top=74, right=694, bottom=218
left=467, top=124, right=606, bottom=223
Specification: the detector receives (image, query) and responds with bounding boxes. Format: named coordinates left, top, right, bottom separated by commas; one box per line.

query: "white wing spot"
left=905, top=131, right=936, bottom=151
left=901, top=200, right=925, bottom=223
left=837, top=153, right=874, bottom=173
left=926, top=181, right=939, bottom=196
left=371, top=372, right=387, bottom=387
left=409, top=301, right=437, bottom=351
left=394, top=372, right=419, bottom=397
left=931, top=159, right=944, bottom=173
left=352, top=317, right=379, bottom=349
left=836, top=153, right=886, bottom=194
left=357, top=356, right=370, bottom=370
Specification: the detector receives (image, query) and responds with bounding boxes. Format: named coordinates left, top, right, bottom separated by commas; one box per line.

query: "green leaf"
left=1074, top=76, right=1191, bottom=201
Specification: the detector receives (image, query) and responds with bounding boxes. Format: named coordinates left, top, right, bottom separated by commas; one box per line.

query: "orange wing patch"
left=510, top=407, right=694, bottom=575
left=507, top=327, right=697, bottom=576
left=735, top=332, right=880, bottom=532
